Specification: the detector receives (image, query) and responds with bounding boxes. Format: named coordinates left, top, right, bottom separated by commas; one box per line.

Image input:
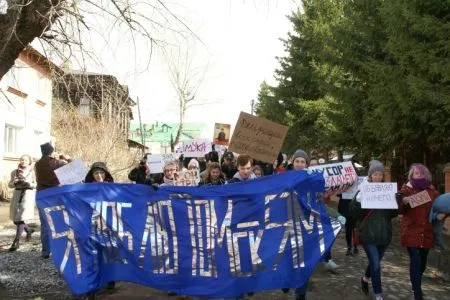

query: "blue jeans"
left=407, top=247, right=429, bottom=300
left=362, top=244, right=387, bottom=295
left=323, top=250, right=332, bottom=262
left=38, top=208, right=51, bottom=256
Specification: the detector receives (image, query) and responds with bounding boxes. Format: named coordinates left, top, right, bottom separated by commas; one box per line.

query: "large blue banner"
left=36, top=171, right=341, bottom=297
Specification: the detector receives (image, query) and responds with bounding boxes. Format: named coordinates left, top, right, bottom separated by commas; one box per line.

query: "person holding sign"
left=397, top=164, right=439, bottom=300
left=160, top=161, right=178, bottom=186
left=350, top=161, right=398, bottom=300
left=35, top=142, right=67, bottom=259
left=84, top=162, right=115, bottom=299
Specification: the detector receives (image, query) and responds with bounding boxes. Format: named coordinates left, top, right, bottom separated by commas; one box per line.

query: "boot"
left=282, top=288, right=290, bottom=293
left=25, top=228, right=35, bottom=242
left=9, top=239, right=20, bottom=252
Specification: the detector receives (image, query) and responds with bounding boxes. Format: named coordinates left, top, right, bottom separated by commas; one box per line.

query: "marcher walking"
left=398, top=164, right=439, bottom=300
left=8, top=154, right=36, bottom=252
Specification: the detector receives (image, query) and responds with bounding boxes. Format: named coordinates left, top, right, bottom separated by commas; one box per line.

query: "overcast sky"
left=43, top=0, right=298, bottom=133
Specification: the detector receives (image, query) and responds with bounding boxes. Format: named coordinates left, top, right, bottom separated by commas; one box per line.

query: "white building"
left=0, top=47, right=55, bottom=181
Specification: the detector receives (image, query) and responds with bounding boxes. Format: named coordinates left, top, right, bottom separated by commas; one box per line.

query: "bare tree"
left=164, top=38, right=209, bottom=151
left=0, top=0, right=198, bottom=79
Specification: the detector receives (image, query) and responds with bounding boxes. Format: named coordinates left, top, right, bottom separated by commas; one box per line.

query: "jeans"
left=362, top=244, right=387, bottom=295
left=38, top=207, right=51, bottom=256
left=407, top=247, right=429, bottom=300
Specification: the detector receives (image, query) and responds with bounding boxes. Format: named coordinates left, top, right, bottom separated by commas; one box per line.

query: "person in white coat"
left=8, top=154, right=36, bottom=251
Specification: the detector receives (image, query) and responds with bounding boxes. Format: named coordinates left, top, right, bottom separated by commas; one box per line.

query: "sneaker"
left=325, top=259, right=339, bottom=271
left=25, top=228, right=35, bottom=242
left=361, top=277, right=369, bottom=295
left=346, top=248, right=352, bottom=256
left=281, top=288, right=290, bottom=294
left=353, top=247, right=359, bottom=255
left=374, top=294, right=383, bottom=300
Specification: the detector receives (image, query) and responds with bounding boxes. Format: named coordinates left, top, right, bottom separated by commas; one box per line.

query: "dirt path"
left=0, top=203, right=449, bottom=300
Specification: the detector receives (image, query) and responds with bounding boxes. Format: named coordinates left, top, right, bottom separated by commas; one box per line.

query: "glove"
left=337, top=216, right=346, bottom=226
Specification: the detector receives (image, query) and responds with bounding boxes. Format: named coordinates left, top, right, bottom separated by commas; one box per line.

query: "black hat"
left=40, top=142, right=54, bottom=156
left=84, top=162, right=114, bottom=183
left=223, top=151, right=234, bottom=159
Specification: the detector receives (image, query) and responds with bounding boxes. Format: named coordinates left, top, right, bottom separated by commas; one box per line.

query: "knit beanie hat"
left=368, top=160, right=385, bottom=178
left=40, top=142, right=54, bottom=156
left=292, top=149, right=309, bottom=163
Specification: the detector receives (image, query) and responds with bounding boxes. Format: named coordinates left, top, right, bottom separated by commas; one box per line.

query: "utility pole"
left=250, top=99, right=255, bottom=115
left=136, top=96, right=145, bottom=155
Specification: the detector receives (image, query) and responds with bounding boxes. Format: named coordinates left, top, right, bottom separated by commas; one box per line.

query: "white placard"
left=147, top=153, right=175, bottom=174
left=361, top=182, right=398, bottom=209
left=182, top=139, right=212, bottom=157
left=54, top=159, right=88, bottom=185
left=342, top=176, right=367, bottom=199
left=308, top=161, right=358, bottom=196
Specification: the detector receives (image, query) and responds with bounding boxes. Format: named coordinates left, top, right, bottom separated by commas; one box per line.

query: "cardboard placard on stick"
left=405, top=190, right=432, bottom=208
left=228, top=112, right=288, bottom=163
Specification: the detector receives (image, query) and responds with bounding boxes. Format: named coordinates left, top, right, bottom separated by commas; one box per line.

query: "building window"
left=79, top=97, right=91, bottom=116
left=4, top=125, right=20, bottom=154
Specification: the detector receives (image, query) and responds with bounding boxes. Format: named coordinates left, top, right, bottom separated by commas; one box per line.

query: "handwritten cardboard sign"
left=54, top=159, right=88, bottom=185
left=182, top=139, right=212, bottom=157
left=360, top=182, right=398, bottom=209
left=309, top=161, right=358, bottom=196
left=342, top=176, right=367, bottom=199
left=405, top=190, right=432, bottom=208
left=147, top=153, right=175, bottom=174
left=228, top=112, right=288, bottom=163
left=213, top=123, right=231, bottom=145
left=174, top=170, right=200, bottom=186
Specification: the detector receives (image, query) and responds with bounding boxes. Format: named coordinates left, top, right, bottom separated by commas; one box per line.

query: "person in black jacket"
left=128, top=156, right=153, bottom=185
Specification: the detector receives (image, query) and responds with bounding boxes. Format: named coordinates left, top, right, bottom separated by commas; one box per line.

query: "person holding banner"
left=221, top=151, right=237, bottom=181
left=398, top=164, right=439, bottom=300
left=160, top=161, right=178, bottom=186
left=8, top=154, right=36, bottom=252
left=228, top=154, right=257, bottom=183
left=199, top=162, right=226, bottom=186
left=351, top=161, right=398, bottom=300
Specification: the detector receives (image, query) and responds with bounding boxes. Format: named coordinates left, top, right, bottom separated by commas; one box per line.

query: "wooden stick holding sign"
left=405, top=190, right=432, bottom=208
left=228, top=112, right=288, bottom=163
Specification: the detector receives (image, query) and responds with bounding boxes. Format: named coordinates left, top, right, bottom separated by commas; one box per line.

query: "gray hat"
left=368, top=160, right=385, bottom=177
left=292, top=149, right=309, bottom=163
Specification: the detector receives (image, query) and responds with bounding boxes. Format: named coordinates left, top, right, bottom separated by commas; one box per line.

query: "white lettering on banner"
left=45, top=192, right=334, bottom=278
left=44, top=206, right=82, bottom=274
left=361, top=183, right=398, bottom=209
left=182, top=139, right=212, bottom=157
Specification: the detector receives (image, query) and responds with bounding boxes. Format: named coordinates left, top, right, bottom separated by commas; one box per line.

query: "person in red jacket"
left=398, top=164, right=439, bottom=300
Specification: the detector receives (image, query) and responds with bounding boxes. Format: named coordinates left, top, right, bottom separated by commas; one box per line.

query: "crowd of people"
left=5, top=142, right=450, bottom=300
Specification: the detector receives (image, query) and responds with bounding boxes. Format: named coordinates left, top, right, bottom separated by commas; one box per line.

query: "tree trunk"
left=0, top=1, right=62, bottom=79
left=171, top=98, right=185, bottom=150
